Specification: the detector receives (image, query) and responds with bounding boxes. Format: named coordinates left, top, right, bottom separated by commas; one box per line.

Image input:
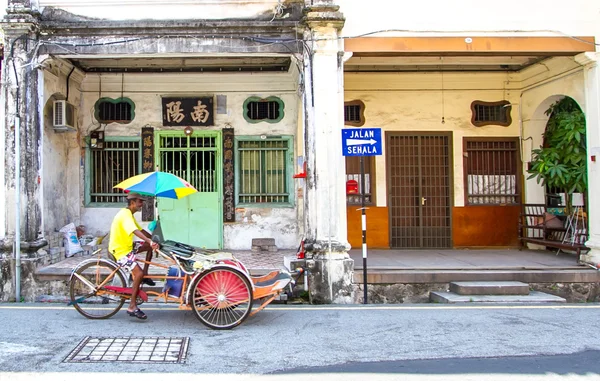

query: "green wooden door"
left=156, top=132, right=222, bottom=248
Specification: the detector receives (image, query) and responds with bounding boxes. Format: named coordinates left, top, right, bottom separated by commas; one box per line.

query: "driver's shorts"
left=116, top=251, right=139, bottom=272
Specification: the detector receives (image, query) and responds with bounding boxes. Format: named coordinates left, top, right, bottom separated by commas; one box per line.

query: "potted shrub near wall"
left=527, top=97, right=587, bottom=215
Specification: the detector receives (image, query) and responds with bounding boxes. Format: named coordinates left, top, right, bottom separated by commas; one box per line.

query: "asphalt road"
left=1, top=303, right=600, bottom=380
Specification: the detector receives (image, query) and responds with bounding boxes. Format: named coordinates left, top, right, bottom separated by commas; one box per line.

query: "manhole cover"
left=63, top=336, right=189, bottom=363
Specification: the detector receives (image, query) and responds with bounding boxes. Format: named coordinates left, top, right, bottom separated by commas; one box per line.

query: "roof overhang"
left=344, top=36, right=596, bottom=72
left=57, top=54, right=292, bottom=73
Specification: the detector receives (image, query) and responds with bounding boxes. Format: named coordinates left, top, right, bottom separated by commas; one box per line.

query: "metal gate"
left=387, top=132, right=452, bottom=248
left=156, top=132, right=222, bottom=248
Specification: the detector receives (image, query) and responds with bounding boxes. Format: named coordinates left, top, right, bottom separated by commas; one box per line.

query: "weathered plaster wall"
left=0, top=50, right=6, bottom=239
left=41, top=64, right=83, bottom=238
left=345, top=71, right=521, bottom=208
left=226, top=208, right=297, bottom=249
left=342, top=0, right=600, bottom=44
left=37, top=0, right=303, bottom=21
left=78, top=71, right=300, bottom=249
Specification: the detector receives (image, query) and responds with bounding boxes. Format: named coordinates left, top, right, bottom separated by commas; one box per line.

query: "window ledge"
left=236, top=202, right=295, bottom=209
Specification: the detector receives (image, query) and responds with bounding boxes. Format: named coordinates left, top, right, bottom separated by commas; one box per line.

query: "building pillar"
left=575, top=52, right=600, bottom=266
left=302, top=2, right=353, bottom=303
left=1, top=3, right=44, bottom=249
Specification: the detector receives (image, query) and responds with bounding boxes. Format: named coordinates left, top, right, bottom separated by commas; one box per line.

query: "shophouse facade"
left=1, top=0, right=599, bottom=302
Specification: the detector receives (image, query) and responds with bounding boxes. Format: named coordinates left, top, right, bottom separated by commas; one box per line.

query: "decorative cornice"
left=575, top=51, right=600, bottom=67
left=303, top=5, right=345, bottom=30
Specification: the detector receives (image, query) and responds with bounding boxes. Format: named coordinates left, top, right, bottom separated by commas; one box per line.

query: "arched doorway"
left=527, top=96, right=586, bottom=211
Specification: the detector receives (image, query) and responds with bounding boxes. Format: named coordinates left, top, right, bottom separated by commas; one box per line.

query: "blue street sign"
left=341, top=128, right=382, bottom=156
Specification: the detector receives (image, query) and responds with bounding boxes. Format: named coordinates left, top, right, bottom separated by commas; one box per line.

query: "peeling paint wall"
left=41, top=64, right=83, bottom=238
left=225, top=207, right=297, bottom=249
left=37, top=0, right=304, bottom=21
left=77, top=71, right=300, bottom=249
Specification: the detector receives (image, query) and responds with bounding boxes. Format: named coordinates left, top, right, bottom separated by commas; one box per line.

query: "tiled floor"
left=37, top=248, right=296, bottom=279
left=38, top=246, right=584, bottom=281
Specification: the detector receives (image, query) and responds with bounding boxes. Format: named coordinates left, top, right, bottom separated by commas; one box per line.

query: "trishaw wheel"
left=69, top=261, right=126, bottom=319
left=190, top=267, right=253, bottom=330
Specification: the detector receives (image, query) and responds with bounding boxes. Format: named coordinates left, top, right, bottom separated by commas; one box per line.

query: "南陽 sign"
left=162, top=97, right=214, bottom=127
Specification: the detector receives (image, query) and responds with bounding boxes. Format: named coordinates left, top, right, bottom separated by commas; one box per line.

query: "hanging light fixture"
left=441, top=56, right=445, bottom=124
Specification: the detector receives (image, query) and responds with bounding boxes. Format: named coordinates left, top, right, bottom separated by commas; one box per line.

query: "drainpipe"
left=14, top=115, right=21, bottom=302
left=10, top=34, right=27, bottom=303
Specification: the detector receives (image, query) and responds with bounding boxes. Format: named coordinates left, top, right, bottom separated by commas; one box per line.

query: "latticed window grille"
left=88, top=139, right=140, bottom=204
left=246, top=101, right=280, bottom=121
left=95, top=98, right=135, bottom=124
left=345, top=156, right=374, bottom=204
left=464, top=139, right=519, bottom=205
left=344, top=105, right=361, bottom=123
left=344, top=100, right=365, bottom=127
left=237, top=138, right=291, bottom=204
left=471, top=100, right=511, bottom=127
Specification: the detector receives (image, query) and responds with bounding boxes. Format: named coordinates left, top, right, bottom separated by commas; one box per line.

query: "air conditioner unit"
left=53, top=100, right=76, bottom=132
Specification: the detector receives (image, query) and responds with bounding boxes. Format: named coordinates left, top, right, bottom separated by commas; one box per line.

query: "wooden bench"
left=519, top=203, right=590, bottom=257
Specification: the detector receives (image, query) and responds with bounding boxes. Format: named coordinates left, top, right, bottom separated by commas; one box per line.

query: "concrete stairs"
left=430, top=281, right=566, bottom=304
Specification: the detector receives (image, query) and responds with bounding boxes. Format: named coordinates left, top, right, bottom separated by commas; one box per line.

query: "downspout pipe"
left=14, top=115, right=21, bottom=302
left=10, top=34, right=27, bottom=303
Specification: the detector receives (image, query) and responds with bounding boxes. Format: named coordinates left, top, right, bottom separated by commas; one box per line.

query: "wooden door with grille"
left=387, top=132, right=452, bottom=248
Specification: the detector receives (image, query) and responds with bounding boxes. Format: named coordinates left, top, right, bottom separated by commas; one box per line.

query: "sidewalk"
left=347, top=248, right=586, bottom=270
left=37, top=246, right=587, bottom=281
left=36, top=249, right=297, bottom=281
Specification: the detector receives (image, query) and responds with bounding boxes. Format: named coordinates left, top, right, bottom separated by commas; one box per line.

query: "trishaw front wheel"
left=69, top=261, right=127, bottom=319
left=190, top=267, right=253, bottom=330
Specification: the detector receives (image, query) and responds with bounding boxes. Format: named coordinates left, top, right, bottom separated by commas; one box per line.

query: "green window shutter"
left=234, top=136, right=294, bottom=207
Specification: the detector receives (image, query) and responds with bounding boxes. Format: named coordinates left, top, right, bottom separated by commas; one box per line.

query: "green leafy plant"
left=527, top=97, right=587, bottom=213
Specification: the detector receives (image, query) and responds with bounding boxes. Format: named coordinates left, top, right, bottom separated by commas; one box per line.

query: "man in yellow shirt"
left=108, top=192, right=159, bottom=320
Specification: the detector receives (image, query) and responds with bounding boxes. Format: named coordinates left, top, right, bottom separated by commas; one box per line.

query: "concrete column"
left=302, top=2, right=353, bottom=303
left=1, top=6, right=44, bottom=249
left=575, top=52, right=600, bottom=266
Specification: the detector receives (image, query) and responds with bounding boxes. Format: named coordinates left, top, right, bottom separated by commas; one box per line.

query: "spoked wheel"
left=190, top=267, right=253, bottom=330
left=69, top=261, right=127, bottom=319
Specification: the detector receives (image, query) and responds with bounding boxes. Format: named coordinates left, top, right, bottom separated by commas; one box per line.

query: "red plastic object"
left=104, top=286, right=149, bottom=302
left=297, top=240, right=305, bottom=259
left=293, top=162, right=307, bottom=179
left=346, top=179, right=359, bottom=194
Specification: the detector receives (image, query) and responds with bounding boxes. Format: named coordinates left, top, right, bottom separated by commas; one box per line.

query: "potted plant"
left=527, top=97, right=587, bottom=215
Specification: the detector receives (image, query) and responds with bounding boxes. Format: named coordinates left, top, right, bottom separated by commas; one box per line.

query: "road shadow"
left=271, top=349, right=600, bottom=375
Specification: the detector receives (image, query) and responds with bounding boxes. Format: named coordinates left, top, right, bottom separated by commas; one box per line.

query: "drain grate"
left=63, top=336, right=189, bottom=363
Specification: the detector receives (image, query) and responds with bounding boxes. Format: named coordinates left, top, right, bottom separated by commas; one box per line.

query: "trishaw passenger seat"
left=162, top=240, right=195, bottom=258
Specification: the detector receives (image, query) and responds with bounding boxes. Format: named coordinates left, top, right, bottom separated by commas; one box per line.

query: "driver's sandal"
left=127, top=308, right=147, bottom=320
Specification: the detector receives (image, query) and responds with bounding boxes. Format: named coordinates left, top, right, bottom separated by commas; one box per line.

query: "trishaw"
left=69, top=237, right=298, bottom=329
left=69, top=171, right=299, bottom=329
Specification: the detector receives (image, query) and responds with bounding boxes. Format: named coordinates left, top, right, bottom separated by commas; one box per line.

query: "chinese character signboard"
left=141, top=126, right=155, bottom=221
left=223, top=128, right=235, bottom=223
left=162, top=97, right=214, bottom=127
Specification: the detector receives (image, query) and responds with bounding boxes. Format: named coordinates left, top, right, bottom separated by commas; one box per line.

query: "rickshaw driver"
left=108, top=192, right=159, bottom=320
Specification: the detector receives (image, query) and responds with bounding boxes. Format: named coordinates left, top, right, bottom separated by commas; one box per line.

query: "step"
left=353, top=269, right=600, bottom=284
left=449, top=281, right=529, bottom=296
left=430, top=290, right=566, bottom=304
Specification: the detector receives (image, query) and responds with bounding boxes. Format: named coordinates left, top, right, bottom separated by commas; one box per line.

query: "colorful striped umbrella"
left=113, top=171, right=198, bottom=199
